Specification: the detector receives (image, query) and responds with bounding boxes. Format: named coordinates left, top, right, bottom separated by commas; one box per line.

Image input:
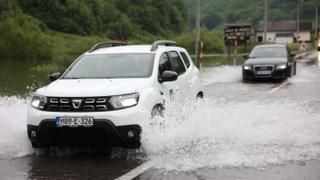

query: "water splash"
left=200, top=66, right=242, bottom=85
left=0, top=97, right=33, bottom=158
left=141, top=98, right=320, bottom=170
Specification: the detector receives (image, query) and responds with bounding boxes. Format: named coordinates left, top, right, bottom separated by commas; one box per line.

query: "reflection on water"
left=0, top=56, right=75, bottom=96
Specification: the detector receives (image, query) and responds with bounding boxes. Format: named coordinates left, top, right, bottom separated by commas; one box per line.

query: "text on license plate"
left=56, top=117, right=94, bottom=127
left=256, top=70, right=271, bottom=75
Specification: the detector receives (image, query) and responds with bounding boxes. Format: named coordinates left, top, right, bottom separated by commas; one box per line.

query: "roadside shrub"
left=175, top=28, right=224, bottom=54
left=288, top=43, right=299, bottom=52
left=0, top=13, right=54, bottom=59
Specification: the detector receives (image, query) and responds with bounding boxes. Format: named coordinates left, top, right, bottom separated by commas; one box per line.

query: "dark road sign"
left=224, top=24, right=251, bottom=46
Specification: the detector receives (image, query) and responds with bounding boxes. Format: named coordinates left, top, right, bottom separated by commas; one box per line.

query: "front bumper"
left=243, top=68, right=289, bottom=80
left=27, top=119, right=141, bottom=148
left=27, top=103, right=152, bottom=148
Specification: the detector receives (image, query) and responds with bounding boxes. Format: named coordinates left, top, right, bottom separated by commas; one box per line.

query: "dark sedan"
left=242, top=44, right=296, bottom=81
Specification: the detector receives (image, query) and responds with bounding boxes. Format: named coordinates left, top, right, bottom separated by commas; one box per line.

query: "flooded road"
left=0, top=52, right=320, bottom=179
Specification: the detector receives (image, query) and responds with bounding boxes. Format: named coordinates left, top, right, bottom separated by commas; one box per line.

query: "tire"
left=288, top=66, right=293, bottom=77
left=151, top=105, right=164, bottom=118
left=196, top=92, right=203, bottom=99
left=31, top=141, right=40, bottom=148
left=242, top=75, right=248, bottom=82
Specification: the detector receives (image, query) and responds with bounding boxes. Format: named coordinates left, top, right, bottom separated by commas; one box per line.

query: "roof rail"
left=88, top=41, right=126, bottom=53
left=150, top=40, right=177, bottom=51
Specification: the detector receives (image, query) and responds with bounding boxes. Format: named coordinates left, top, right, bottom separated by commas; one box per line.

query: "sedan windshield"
left=63, top=53, right=154, bottom=79
left=250, top=47, right=287, bottom=58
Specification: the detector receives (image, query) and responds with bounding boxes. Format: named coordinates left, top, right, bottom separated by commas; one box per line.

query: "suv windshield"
left=64, top=53, right=154, bottom=79
left=250, top=47, right=287, bottom=58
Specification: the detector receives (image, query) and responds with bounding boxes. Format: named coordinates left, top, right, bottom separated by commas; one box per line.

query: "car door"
left=167, top=51, right=189, bottom=101
left=158, top=52, right=178, bottom=101
left=178, top=51, right=194, bottom=96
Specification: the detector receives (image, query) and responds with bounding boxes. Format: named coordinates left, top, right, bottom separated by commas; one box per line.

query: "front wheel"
left=151, top=105, right=164, bottom=118
left=293, top=62, right=297, bottom=75
left=196, top=92, right=204, bottom=99
left=31, top=141, right=40, bottom=148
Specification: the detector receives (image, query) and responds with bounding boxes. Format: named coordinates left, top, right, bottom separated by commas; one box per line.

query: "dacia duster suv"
left=27, top=40, right=203, bottom=148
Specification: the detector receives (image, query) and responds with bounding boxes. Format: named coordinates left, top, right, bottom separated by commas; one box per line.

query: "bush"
left=0, top=12, right=54, bottom=59
left=174, top=28, right=224, bottom=54
left=288, top=43, right=299, bottom=52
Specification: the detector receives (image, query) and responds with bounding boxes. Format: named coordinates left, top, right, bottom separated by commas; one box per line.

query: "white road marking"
left=269, top=81, right=289, bottom=93
left=115, top=161, right=154, bottom=180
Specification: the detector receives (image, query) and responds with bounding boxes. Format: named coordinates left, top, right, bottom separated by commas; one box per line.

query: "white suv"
left=27, top=40, right=203, bottom=148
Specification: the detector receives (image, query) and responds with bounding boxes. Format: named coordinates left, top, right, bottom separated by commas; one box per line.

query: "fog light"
left=127, top=130, right=135, bottom=138
left=31, top=131, right=37, bottom=138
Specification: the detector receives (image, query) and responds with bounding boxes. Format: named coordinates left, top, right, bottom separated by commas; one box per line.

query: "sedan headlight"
left=243, top=64, right=252, bottom=70
left=276, top=64, right=287, bottom=70
left=109, top=93, right=139, bottom=109
left=31, top=95, right=47, bottom=110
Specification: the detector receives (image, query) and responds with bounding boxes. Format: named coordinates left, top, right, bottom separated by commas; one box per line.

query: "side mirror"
left=290, top=53, right=296, bottom=58
left=49, top=72, right=61, bottom=82
left=243, top=55, right=249, bottom=59
left=159, top=71, right=178, bottom=83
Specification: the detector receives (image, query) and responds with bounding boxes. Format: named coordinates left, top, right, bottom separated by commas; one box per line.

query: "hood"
left=244, top=57, right=288, bottom=65
left=36, top=78, right=151, bottom=97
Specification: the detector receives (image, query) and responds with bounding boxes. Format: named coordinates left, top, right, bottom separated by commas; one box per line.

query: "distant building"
left=256, top=21, right=313, bottom=44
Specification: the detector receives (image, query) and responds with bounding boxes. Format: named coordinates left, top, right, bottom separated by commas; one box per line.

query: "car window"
left=64, top=53, right=154, bottom=79
left=159, top=53, right=173, bottom=76
left=169, top=51, right=186, bottom=75
left=180, top=52, right=190, bottom=68
left=250, top=47, right=287, bottom=58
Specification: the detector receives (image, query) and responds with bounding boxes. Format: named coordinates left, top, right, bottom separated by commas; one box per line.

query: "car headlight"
left=276, top=64, right=287, bottom=70
left=243, top=64, right=251, bottom=70
left=109, top=93, right=139, bottom=109
left=31, top=95, right=47, bottom=110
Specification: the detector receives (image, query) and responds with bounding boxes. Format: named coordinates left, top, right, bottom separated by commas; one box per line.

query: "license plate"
left=56, top=117, right=94, bottom=127
left=256, top=70, right=271, bottom=75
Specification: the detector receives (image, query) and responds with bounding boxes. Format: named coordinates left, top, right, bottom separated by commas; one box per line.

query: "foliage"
left=288, top=43, right=299, bottom=52
left=0, top=10, right=101, bottom=60
left=175, top=28, right=224, bottom=54
left=17, top=0, right=187, bottom=38
left=185, top=0, right=319, bottom=30
left=0, top=12, right=54, bottom=59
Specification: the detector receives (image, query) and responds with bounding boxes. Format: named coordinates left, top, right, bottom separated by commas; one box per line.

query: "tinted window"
left=169, top=51, right=186, bottom=75
left=159, top=53, right=173, bottom=75
left=180, top=52, right=190, bottom=68
left=250, top=47, right=287, bottom=58
left=64, top=53, right=154, bottom=79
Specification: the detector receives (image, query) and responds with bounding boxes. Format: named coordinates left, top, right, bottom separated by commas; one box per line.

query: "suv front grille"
left=44, top=97, right=112, bottom=112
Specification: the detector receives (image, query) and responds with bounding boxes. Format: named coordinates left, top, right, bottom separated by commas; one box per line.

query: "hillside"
left=185, top=0, right=318, bottom=30
left=0, top=0, right=188, bottom=60
left=17, top=0, right=187, bottom=38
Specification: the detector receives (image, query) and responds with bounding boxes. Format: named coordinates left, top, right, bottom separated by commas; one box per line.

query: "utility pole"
left=315, top=5, right=318, bottom=39
left=264, top=0, right=268, bottom=43
left=297, top=0, right=301, bottom=45
left=195, top=0, right=201, bottom=69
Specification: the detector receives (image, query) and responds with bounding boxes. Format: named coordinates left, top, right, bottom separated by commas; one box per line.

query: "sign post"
left=224, top=24, right=251, bottom=65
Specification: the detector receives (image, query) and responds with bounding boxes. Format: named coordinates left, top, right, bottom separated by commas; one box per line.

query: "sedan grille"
left=44, top=97, right=112, bottom=112
left=254, top=65, right=274, bottom=76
